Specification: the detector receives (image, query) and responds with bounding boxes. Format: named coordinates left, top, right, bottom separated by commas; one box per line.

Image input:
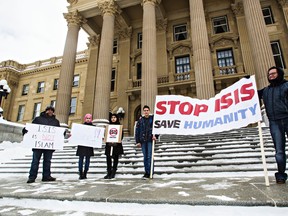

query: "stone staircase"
left=0, top=127, right=280, bottom=177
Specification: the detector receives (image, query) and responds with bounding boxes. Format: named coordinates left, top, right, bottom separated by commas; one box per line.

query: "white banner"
left=22, top=123, right=65, bottom=150
left=69, top=123, right=105, bottom=148
left=153, top=76, right=262, bottom=135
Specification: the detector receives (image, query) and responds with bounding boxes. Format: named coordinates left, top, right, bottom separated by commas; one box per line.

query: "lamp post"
left=116, top=107, right=125, bottom=120
left=0, top=79, right=11, bottom=108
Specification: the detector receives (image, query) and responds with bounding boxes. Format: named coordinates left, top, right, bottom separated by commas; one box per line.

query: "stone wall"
left=0, top=119, right=24, bottom=143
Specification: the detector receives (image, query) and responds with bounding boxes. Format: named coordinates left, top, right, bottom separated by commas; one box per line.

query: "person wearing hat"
left=258, top=66, right=288, bottom=184
left=23, top=105, right=60, bottom=183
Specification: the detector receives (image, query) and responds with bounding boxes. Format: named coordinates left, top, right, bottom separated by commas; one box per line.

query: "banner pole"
left=150, top=139, right=155, bottom=179
left=258, top=121, right=270, bottom=186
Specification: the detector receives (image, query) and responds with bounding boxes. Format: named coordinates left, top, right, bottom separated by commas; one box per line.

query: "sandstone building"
left=0, top=0, right=287, bottom=135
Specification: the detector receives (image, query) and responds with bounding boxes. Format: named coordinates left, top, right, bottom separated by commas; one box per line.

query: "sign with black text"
left=105, top=125, right=123, bottom=143
left=23, top=123, right=65, bottom=150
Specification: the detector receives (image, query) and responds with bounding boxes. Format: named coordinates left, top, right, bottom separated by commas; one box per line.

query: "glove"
left=22, top=128, right=28, bottom=136
left=244, top=75, right=250, bottom=79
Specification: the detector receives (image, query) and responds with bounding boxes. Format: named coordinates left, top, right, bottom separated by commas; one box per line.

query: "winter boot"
left=104, top=170, right=112, bottom=179
left=79, top=171, right=84, bottom=180
left=83, top=170, right=88, bottom=179
left=111, top=169, right=117, bottom=179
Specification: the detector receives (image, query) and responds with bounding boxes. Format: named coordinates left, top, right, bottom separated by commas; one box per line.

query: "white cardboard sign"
left=69, top=123, right=105, bottom=148
left=22, top=123, right=65, bottom=150
left=105, top=125, right=123, bottom=143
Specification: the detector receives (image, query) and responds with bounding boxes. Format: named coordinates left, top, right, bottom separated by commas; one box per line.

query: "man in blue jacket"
left=135, top=105, right=157, bottom=179
left=258, top=66, right=288, bottom=184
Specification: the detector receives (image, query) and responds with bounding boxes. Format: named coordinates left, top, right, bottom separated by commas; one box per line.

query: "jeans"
left=141, top=141, right=153, bottom=175
left=106, top=155, right=119, bottom=171
left=269, top=119, right=288, bottom=180
left=29, top=149, right=54, bottom=180
left=78, top=156, right=91, bottom=172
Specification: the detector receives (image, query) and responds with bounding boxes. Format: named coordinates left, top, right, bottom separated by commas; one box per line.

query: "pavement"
left=0, top=174, right=287, bottom=210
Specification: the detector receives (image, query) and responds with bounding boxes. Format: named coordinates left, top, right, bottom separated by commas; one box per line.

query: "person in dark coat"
left=76, top=113, right=95, bottom=179
left=23, top=105, right=60, bottom=183
left=258, top=66, right=288, bottom=184
left=104, top=113, right=124, bottom=179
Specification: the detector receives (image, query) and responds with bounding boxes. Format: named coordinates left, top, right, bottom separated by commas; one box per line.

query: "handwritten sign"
left=153, top=75, right=262, bottom=135
left=23, top=123, right=65, bottom=150
left=105, top=125, right=123, bottom=143
left=69, top=123, right=105, bottom=148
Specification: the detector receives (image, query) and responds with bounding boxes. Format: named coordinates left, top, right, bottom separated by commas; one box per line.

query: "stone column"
left=93, top=1, right=120, bottom=124
left=231, top=2, right=255, bottom=75
left=55, top=11, right=86, bottom=125
left=141, top=0, right=159, bottom=112
left=243, top=0, right=275, bottom=89
left=189, top=0, right=215, bottom=99
left=82, top=35, right=100, bottom=116
left=277, top=0, right=288, bottom=29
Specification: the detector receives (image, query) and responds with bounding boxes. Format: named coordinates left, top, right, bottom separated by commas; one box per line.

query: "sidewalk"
left=0, top=175, right=287, bottom=207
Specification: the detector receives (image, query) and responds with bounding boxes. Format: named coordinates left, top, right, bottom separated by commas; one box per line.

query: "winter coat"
left=32, top=111, right=60, bottom=127
left=105, top=120, right=124, bottom=156
left=135, top=115, right=154, bottom=143
left=259, top=80, right=288, bottom=121
left=76, top=122, right=95, bottom=157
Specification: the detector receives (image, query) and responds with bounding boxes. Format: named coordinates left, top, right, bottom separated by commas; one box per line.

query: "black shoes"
left=276, top=179, right=286, bottom=184
left=27, top=179, right=35, bottom=184
left=42, top=176, right=56, bottom=182
left=142, top=173, right=150, bottom=179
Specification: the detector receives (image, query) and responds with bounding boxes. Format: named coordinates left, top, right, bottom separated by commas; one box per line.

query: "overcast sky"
left=0, top=0, right=88, bottom=64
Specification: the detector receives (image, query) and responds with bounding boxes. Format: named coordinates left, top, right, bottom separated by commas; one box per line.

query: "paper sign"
left=69, top=123, right=105, bottom=148
left=105, top=125, right=123, bottom=143
left=22, top=123, right=65, bottom=150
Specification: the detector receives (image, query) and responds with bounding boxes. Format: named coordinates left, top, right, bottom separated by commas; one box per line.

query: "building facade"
left=0, top=0, right=287, bottom=135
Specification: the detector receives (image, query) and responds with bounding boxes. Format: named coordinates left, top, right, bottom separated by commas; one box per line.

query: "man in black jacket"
left=24, top=105, right=60, bottom=183
left=258, top=66, right=288, bottom=184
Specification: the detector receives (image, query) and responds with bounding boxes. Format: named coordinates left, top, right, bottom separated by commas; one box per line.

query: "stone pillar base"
left=93, top=119, right=109, bottom=127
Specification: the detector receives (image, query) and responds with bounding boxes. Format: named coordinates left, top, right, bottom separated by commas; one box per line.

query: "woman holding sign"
left=104, top=114, right=124, bottom=179
left=76, top=114, right=94, bottom=179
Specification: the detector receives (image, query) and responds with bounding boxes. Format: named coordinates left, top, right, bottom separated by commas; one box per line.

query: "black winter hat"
left=45, top=105, right=55, bottom=112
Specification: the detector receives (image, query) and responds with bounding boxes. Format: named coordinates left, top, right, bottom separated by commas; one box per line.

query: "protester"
left=104, top=113, right=124, bottom=179
left=76, top=113, right=95, bottom=179
left=258, top=66, right=288, bottom=184
left=23, top=105, right=60, bottom=183
left=135, top=105, right=157, bottom=179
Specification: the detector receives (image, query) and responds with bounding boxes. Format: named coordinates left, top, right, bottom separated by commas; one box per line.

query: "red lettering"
left=240, top=83, right=254, bottom=101
left=179, top=102, right=193, bottom=115
left=167, top=101, right=181, bottom=114
left=156, top=101, right=167, bottom=115
left=194, top=104, right=208, bottom=116
left=220, top=93, right=233, bottom=110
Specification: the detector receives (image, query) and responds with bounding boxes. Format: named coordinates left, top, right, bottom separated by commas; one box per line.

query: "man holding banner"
left=23, top=105, right=61, bottom=183
left=258, top=66, right=288, bottom=184
left=135, top=105, right=157, bottom=179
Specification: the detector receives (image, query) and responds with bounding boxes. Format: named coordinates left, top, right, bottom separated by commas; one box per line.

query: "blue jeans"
left=269, top=119, right=288, bottom=180
left=29, top=149, right=54, bottom=180
left=141, top=141, right=153, bottom=175
left=78, top=156, right=91, bottom=172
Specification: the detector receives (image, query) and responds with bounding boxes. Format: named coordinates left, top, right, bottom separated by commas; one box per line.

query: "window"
left=175, top=56, right=191, bottom=80
left=111, top=69, right=116, bottom=92
left=174, top=24, right=187, bottom=41
left=53, top=79, right=59, bottom=90
left=137, top=63, right=142, bottom=80
left=216, top=49, right=236, bottom=75
left=113, top=39, right=118, bottom=54
left=73, top=75, right=79, bottom=87
left=262, top=7, right=274, bottom=25
left=37, top=81, right=45, bottom=93
left=137, top=33, right=142, bottom=49
left=213, top=16, right=229, bottom=34
left=21, top=84, right=29, bottom=96
left=70, top=97, right=77, bottom=114
left=271, top=41, right=286, bottom=69
left=50, top=100, right=56, bottom=108
left=17, top=105, right=25, bottom=121
left=33, top=102, right=41, bottom=119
